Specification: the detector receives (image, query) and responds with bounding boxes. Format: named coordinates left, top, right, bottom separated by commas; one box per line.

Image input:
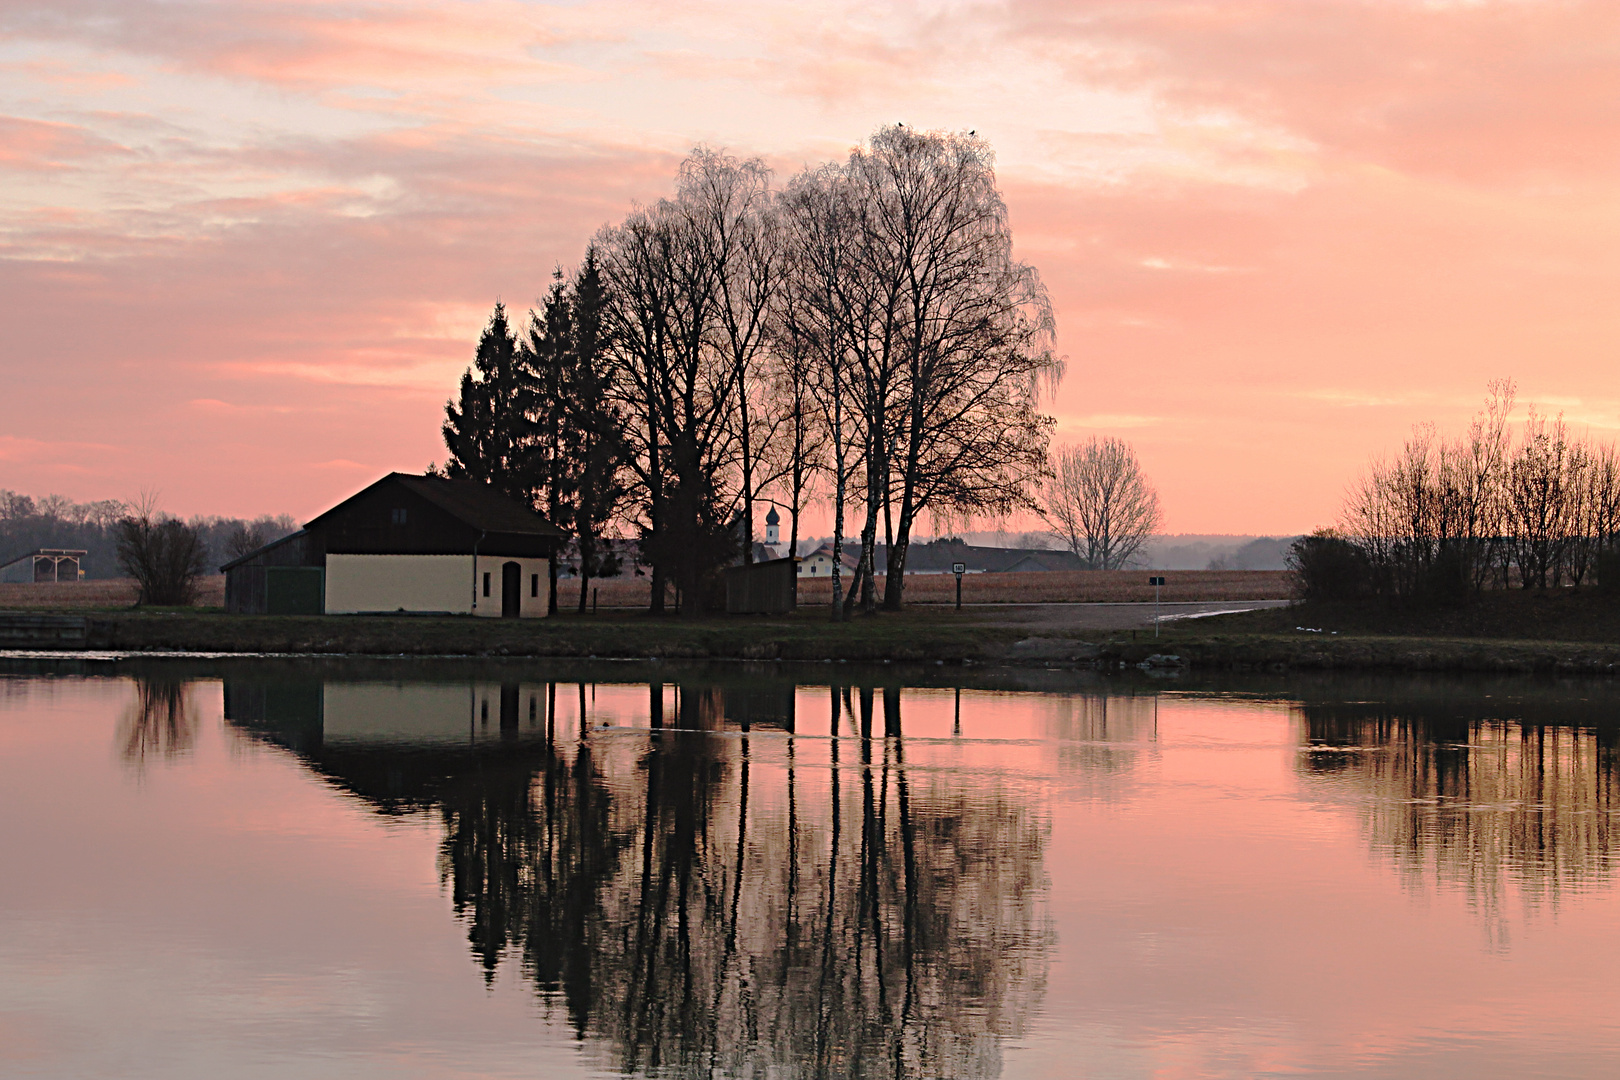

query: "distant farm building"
left=222, top=473, right=565, bottom=617
left=798, top=543, right=859, bottom=578
left=0, top=549, right=87, bottom=584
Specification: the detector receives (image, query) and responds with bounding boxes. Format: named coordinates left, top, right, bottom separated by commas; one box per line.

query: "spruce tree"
left=525, top=274, right=575, bottom=613
left=442, top=303, right=534, bottom=503
left=563, top=250, right=629, bottom=612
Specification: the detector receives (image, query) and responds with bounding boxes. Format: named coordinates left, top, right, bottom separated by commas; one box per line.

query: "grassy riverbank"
left=12, top=586, right=1620, bottom=675
left=1191, top=587, right=1620, bottom=642
left=79, top=608, right=1016, bottom=663
left=1106, top=588, right=1620, bottom=674
left=0, top=569, right=1292, bottom=611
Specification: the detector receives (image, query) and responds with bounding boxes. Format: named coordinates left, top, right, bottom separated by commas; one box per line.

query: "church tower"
left=765, top=505, right=780, bottom=545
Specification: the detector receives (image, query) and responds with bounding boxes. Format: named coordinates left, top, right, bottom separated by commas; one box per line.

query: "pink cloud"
left=6, top=0, right=1620, bottom=532
left=3, top=1, right=581, bottom=91
left=0, top=125, right=684, bottom=517
left=1007, top=0, right=1620, bottom=184
left=0, top=115, right=126, bottom=170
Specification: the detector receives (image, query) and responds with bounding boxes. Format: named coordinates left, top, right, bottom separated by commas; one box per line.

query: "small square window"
left=531, top=573, right=539, bottom=598
left=390, top=508, right=407, bottom=525
left=482, top=572, right=490, bottom=597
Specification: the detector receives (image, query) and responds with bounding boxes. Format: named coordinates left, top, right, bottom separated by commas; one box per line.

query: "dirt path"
left=968, top=599, right=1292, bottom=632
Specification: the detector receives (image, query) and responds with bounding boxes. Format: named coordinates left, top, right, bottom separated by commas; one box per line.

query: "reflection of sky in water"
left=1, top=669, right=1619, bottom=1078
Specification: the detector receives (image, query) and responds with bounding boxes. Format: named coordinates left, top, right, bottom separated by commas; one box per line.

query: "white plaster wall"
left=325, top=554, right=474, bottom=614
left=470, top=681, right=549, bottom=737
left=472, top=556, right=550, bottom=618
left=322, top=681, right=552, bottom=743
left=323, top=682, right=473, bottom=743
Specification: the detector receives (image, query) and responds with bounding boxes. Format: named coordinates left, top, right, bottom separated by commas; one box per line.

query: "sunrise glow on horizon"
left=6, top=0, right=1620, bottom=534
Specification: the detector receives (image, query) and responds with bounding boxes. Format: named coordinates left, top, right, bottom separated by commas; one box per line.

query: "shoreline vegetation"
left=6, top=575, right=1620, bottom=675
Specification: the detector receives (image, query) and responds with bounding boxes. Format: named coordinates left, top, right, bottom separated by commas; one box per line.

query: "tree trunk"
left=883, top=510, right=913, bottom=611
left=848, top=425, right=881, bottom=618
left=882, top=449, right=920, bottom=610
left=740, top=391, right=755, bottom=564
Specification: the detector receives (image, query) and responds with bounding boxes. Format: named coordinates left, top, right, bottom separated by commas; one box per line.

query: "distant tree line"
left=0, top=489, right=296, bottom=603
left=440, top=125, right=1062, bottom=616
left=1293, top=380, right=1620, bottom=603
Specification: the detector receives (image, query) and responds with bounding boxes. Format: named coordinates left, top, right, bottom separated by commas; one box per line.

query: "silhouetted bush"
left=1288, top=530, right=1370, bottom=603
left=1418, top=544, right=1471, bottom=607
left=115, top=513, right=208, bottom=606
left=1597, top=549, right=1620, bottom=595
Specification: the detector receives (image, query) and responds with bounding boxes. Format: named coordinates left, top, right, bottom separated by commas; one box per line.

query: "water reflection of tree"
left=1299, top=701, right=1620, bottom=924
left=438, top=683, right=1051, bottom=1079
left=1043, top=691, right=1157, bottom=784
left=117, top=678, right=196, bottom=767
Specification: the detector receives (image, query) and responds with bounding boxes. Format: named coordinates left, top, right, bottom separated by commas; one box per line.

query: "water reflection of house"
left=225, top=676, right=555, bottom=748
left=219, top=668, right=1049, bottom=1080
left=224, top=673, right=796, bottom=748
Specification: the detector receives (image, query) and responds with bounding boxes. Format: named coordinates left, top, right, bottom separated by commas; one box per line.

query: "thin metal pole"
left=1154, top=580, right=1161, bottom=638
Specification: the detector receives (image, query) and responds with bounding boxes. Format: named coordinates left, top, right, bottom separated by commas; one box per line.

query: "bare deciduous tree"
left=778, top=127, right=1060, bottom=613
left=1333, top=379, right=1620, bottom=601
left=1043, top=437, right=1162, bottom=570
left=596, top=162, right=747, bottom=614
left=115, top=498, right=209, bottom=606
left=450, top=128, right=1063, bottom=616
left=226, top=522, right=266, bottom=560
left=778, top=163, right=859, bottom=618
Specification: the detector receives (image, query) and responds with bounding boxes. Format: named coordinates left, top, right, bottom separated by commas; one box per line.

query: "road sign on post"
left=952, top=562, right=967, bottom=610
left=1148, top=576, right=1166, bottom=636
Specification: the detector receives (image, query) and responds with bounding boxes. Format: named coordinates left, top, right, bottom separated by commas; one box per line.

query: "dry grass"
left=0, top=575, right=225, bottom=609
left=557, top=569, right=1293, bottom=609
left=1, top=570, right=1288, bottom=613
left=808, top=569, right=1295, bottom=604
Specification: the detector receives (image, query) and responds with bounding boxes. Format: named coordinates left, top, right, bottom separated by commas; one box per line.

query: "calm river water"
left=3, top=657, right=1620, bottom=1079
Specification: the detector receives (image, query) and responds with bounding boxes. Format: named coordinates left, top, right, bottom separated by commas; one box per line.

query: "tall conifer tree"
left=563, top=250, right=628, bottom=611
left=442, top=303, right=535, bottom=504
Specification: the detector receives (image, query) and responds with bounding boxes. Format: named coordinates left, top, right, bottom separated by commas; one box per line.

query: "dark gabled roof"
left=219, top=529, right=308, bottom=572
left=304, top=473, right=566, bottom=538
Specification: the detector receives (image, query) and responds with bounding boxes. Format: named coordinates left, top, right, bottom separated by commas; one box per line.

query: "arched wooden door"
left=500, top=561, right=522, bottom=618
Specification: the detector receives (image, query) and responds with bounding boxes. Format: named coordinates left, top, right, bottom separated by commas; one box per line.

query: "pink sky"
left=6, top=0, right=1620, bottom=533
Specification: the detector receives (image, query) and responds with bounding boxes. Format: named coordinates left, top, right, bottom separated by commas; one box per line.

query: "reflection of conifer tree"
left=437, top=749, right=541, bottom=980
left=526, top=738, right=627, bottom=1034
left=117, top=678, right=196, bottom=768
left=436, top=686, right=629, bottom=997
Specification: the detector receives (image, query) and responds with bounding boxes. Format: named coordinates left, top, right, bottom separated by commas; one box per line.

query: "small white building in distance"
left=798, top=543, right=859, bottom=578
